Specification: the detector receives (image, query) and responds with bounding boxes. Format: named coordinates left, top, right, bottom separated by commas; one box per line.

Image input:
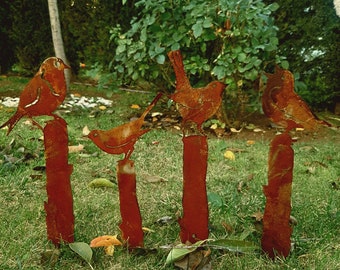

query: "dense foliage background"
left=0, top=0, right=339, bottom=112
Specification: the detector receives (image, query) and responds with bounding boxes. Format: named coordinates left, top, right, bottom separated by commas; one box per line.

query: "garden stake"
left=87, top=93, right=162, bottom=248
left=180, top=135, right=209, bottom=243
left=261, top=133, right=293, bottom=258
left=44, top=117, right=74, bottom=246
left=168, top=50, right=224, bottom=243
left=261, top=66, right=329, bottom=258
left=117, top=159, right=143, bottom=248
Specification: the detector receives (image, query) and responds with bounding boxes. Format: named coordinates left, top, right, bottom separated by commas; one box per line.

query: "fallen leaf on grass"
left=69, top=242, right=93, bottom=269
left=221, top=222, right=234, bottom=233
left=68, top=144, right=84, bottom=153
left=40, top=248, right=60, bottom=267
left=208, top=239, right=258, bottom=253
left=82, top=125, right=90, bottom=136
left=145, top=175, right=167, bottom=183
left=155, top=216, right=174, bottom=225
left=166, top=240, right=207, bottom=265
left=224, top=150, right=235, bottom=160
left=131, top=104, right=141, bottom=109
left=174, top=249, right=211, bottom=270
left=90, top=235, right=122, bottom=256
left=253, top=128, right=265, bottom=133
left=251, top=211, right=264, bottom=222
left=246, top=140, right=255, bottom=146
left=230, top=127, right=242, bottom=133
left=142, top=227, right=155, bottom=233
left=88, top=178, right=115, bottom=188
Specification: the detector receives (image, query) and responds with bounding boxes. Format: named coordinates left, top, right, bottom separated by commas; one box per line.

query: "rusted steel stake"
left=179, top=135, right=209, bottom=244
left=117, top=159, right=144, bottom=248
left=261, top=133, right=293, bottom=258
left=44, top=117, right=74, bottom=246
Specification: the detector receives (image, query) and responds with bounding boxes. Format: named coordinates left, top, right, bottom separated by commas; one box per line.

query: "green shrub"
left=108, top=0, right=287, bottom=123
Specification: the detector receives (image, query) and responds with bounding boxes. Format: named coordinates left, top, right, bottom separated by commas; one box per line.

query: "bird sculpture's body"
left=87, top=92, right=162, bottom=160
left=168, top=50, right=225, bottom=132
left=0, top=57, right=70, bottom=135
left=262, top=66, right=330, bottom=131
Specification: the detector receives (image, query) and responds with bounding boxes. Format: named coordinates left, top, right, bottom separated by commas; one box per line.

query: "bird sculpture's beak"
left=64, top=63, right=71, bottom=69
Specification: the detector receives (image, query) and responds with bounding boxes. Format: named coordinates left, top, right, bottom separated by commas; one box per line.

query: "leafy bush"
left=108, top=0, right=287, bottom=122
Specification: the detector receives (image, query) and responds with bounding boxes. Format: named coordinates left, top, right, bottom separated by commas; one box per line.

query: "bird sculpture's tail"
left=0, top=109, right=25, bottom=135
left=140, top=92, right=163, bottom=120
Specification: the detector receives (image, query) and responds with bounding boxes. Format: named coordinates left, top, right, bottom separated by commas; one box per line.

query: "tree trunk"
left=47, top=0, right=71, bottom=89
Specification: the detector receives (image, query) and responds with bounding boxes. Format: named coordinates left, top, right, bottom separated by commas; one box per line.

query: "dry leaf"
left=142, top=227, right=155, bottom=233
left=151, top=112, right=163, bottom=117
left=210, top=123, right=218, bottom=130
left=82, top=125, right=90, bottom=136
left=230, top=127, right=242, bottom=133
left=174, top=249, right=211, bottom=270
left=253, top=128, right=264, bottom=132
left=90, top=235, right=122, bottom=248
left=145, top=175, right=166, bottom=183
left=68, top=144, right=84, bottom=153
left=251, top=211, right=264, bottom=222
left=246, top=140, right=255, bottom=145
left=104, top=245, right=115, bottom=256
left=221, top=222, right=233, bottom=233
left=224, top=150, right=235, bottom=160
left=131, top=104, right=141, bottom=109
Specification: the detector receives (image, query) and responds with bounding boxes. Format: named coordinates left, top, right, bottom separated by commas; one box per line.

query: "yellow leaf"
left=104, top=245, right=115, bottom=256
left=68, top=144, right=84, bottom=153
left=99, top=105, right=107, bottom=111
left=246, top=140, right=255, bottom=145
left=230, top=127, right=242, bottom=133
left=210, top=123, right=218, bottom=130
left=82, top=125, right=90, bottom=136
left=224, top=150, right=235, bottom=160
left=131, top=104, right=141, bottom=109
left=90, top=235, right=122, bottom=248
left=142, top=227, right=155, bottom=233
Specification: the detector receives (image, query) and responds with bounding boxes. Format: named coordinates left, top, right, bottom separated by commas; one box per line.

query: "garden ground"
left=0, top=76, right=339, bottom=269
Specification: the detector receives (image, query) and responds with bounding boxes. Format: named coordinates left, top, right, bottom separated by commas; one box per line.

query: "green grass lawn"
left=0, top=77, right=339, bottom=269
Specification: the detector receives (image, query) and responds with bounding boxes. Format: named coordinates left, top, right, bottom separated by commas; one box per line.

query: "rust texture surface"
left=179, top=135, right=209, bottom=243
left=44, top=117, right=74, bottom=246
left=117, top=159, right=144, bottom=248
left=261, top=133, right=293, bottom=258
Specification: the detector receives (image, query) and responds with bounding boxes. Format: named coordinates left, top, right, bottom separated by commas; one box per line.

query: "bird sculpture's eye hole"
left=54, top=60, right=61, bottom=69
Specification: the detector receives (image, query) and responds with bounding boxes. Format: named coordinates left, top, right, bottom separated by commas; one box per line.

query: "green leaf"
left=268, top=3, right=280, bottom=12
left=88, top=178, right=115, bottom=188
left=237, top=53, right=247, bottom=62
left=116, top=44, right=126, bottom=54
left=140, top=28, right=147, bottom=42
left=192, top=23, right=203, bottom=38
left=202, top=18, right=212, bottom=28
left=69, top=242, right=93, bottom=265
left=156, top=54, right=165, bottom=64
left=208, top=239, right=258, bottom=253
left=171, top=43, right=180, bottom=51
left=166, top=240, right=206, bottom=264
left=207, top=192, right=224, bottom=208
left=281, top=60, right=289, bottom=69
